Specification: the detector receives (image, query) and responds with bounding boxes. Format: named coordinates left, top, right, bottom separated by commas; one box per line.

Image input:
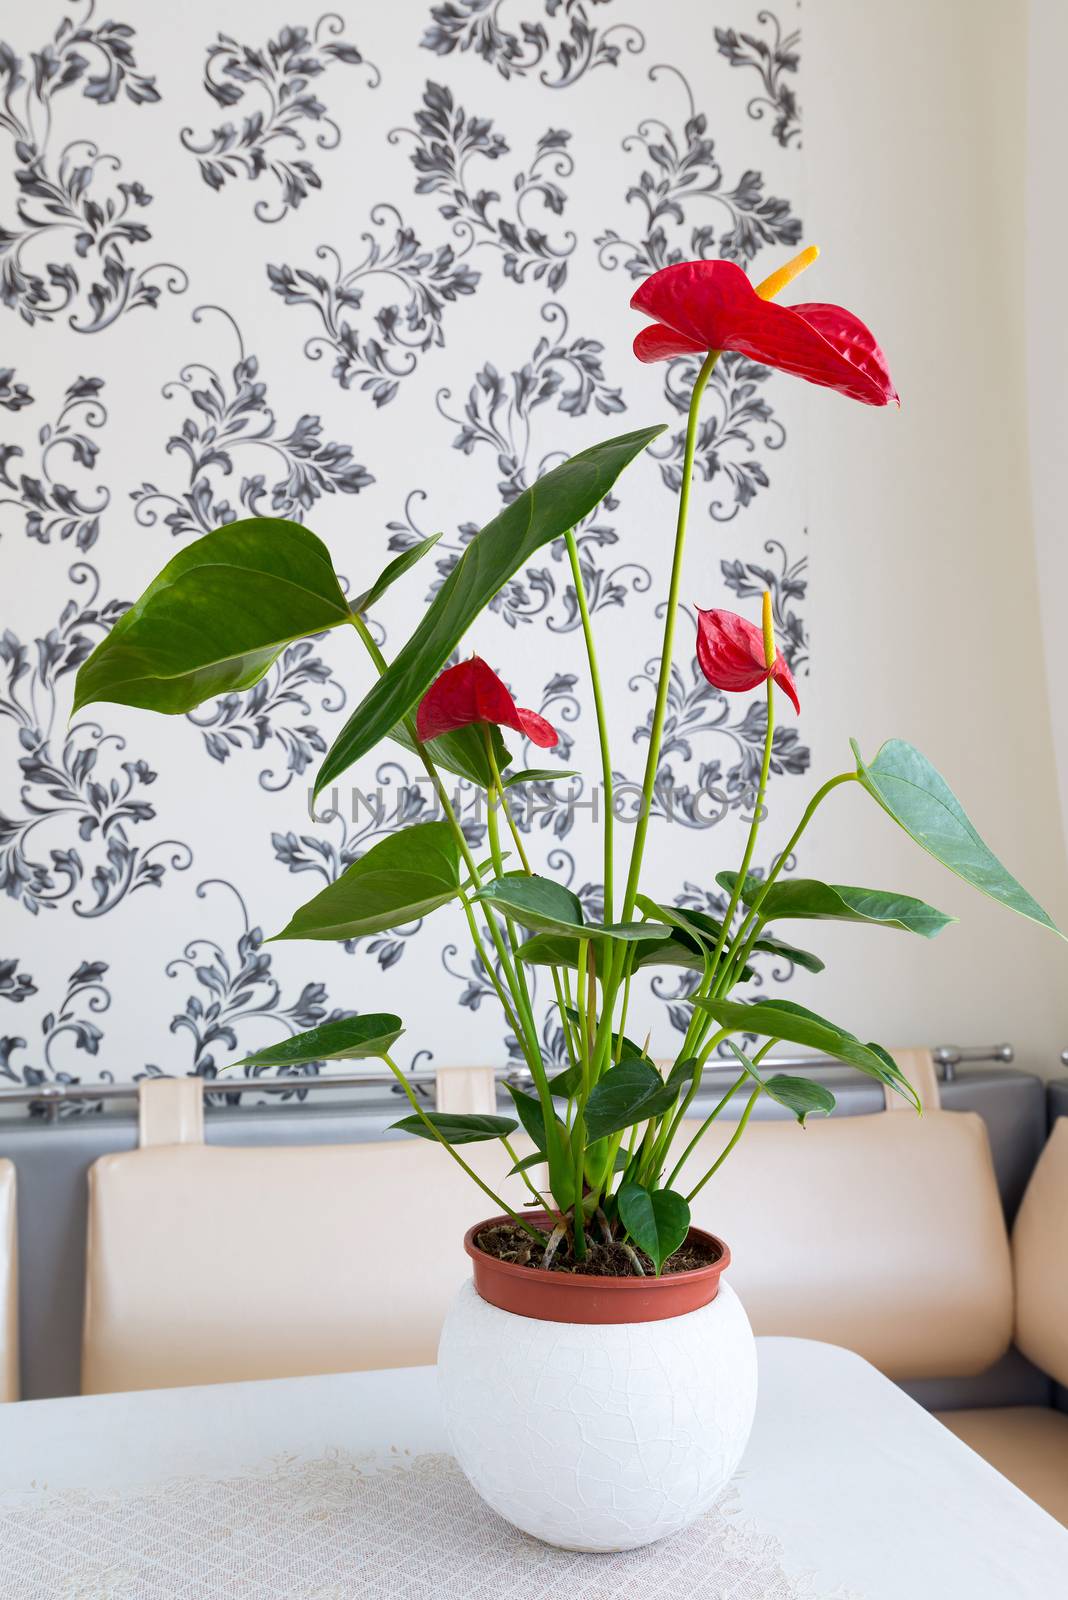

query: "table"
left=0, top=1339, right=1063, bottom=1598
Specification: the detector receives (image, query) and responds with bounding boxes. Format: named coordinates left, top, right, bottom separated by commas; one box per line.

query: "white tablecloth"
left=0, top=1338, right=1063, bottom=1598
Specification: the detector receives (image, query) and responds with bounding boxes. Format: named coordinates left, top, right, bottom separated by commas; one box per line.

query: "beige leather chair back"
left=82, top=1079, right=533, bottom=1395
left=0, top=1159, right=17, bottom=1402
left=685, top=1107, right=1013, bottom=1380
left=1013, top=1117, right=1068, bottom=1388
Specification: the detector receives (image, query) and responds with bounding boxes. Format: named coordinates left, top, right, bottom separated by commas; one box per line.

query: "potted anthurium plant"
left=72, top=245, right=1062, bottom=1554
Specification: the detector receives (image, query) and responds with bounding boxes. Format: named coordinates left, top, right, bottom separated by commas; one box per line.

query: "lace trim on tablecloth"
left=0, top=1449, right=863, bottom=1600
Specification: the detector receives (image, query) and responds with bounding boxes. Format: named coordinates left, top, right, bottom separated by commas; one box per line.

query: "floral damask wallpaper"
left=0, top=0, right=809, bottom=1093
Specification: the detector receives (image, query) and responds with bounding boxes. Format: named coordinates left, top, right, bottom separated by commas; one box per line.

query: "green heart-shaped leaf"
left=502, top=767, right=579, bottom=789
left=546, top=1060, right=583, bottom=1098
left=479, top=875, right=672, bottom=946
left=697, top=996, right=919, bottom=1110
left=632, top=895, right=766, bottom=979
left=717, top=872, right=953, bottom=938
left=863, top=1040, right=923, bottom=1103
left=519, top=931, right=716, bottom=972
left=616, top=1182, right=691, bottom=1275
left=757, top=1075, right=831, bottom=1126
left=390, top=1112, right=518, bottom=1145
left=351, top=534, right=441, bottom=614
left=272, top=820, right=462, bottom=942
left=630, top=937, right=715, bottom=970
left=584, top=1058, right=695, bottom=1142
left=507, top=1150, right=546, bottom=1177
left=851, top=738, right=1062, bottom=936
left=659, top=901, right=825, bottom=975
left=74, top=518, right=352, bottom=715
left=313, top=426, right=665, bottom=795
left=389, top=718, right=512, bottom=790
left=751, top=931, right=825, bottom=975
left=229, top=1013, right=404, bottom=1071
left=722, top=1040, right=835, bottom=1124
left=477, top=873, right=585, bottom=936
left=597, top=921, right=677, bottom=943
left=763, top=1072, right=835, bottom=1124
left=517, top=933, right=589, bottom=969
left=504, top=1082, right=565, bottom=1152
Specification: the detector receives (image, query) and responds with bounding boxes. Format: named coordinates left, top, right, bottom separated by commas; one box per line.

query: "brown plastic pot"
left=464, top=1212, right=731, bottom=1325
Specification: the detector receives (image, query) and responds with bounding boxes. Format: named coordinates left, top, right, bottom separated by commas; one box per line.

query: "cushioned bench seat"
left=683, top=1094, right=1068, bottom=1527
left=938, top=1408, right=1068, bottom=1526
left=937, top=1118, right=1068, bottom=1527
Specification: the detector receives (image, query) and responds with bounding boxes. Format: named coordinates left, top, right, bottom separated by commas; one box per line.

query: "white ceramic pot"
left=437, top=1273, right=758, bottom=1552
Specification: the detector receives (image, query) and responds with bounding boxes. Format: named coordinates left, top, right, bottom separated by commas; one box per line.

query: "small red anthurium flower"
left=631, top=249, right=898, bottom=407
left=696, top=605, right=801, bottom=714
left=416, top=656, right=559, bottom=748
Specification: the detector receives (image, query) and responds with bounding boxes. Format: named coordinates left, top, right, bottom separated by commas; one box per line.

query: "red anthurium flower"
left=416, top=656, right=558, bottom=749
left=631, top=256, right=898, bottom=407
left=696, top=608, right=801, bottom=714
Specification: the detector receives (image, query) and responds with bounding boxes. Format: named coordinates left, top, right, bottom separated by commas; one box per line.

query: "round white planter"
left=437, top=1276, right=757, bottom=1552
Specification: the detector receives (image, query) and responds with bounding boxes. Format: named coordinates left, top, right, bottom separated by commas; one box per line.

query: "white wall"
left=786, top=0, right=1068, bottom=1073
left=1026, top=0, right=1068, bottom=855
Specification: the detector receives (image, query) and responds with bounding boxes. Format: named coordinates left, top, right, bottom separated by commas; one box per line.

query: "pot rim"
left=463, top=1212, right=730, bottom=1293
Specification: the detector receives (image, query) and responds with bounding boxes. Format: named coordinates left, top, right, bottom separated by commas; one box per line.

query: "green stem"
left=486, top=738, right=533, bottom=875
left=645, top=1026, right=730, bottom=1183
left=575, top=938, right=591, bottom=1075
left=678, top=678, right=776, bottom=1065
left=484, top=753, right=509, bottom=885
left=482, top=737, right=543, bottom=1090
left=551, top=967, right=580, bottom=1072
left=634, top=1115, right=658, bottom=1187
left=685, top=770, right=859, bottom=1062
left=348, top=616, right=525, bottom=1042
left=621, top=348, right=720, bottom=922
left=731, top=771, right=859, bottom=954
left=564, top=527, right=615, bottom=923
left=571, top=936, right=592, bottom=1260
left=614, top=967, right=633, bottom=1064
left=458, top=894, right=525, bottom=1047
left=714, top=915, right=766, bottom=999
left=383, top=1053, right=542, bottom=1241
left=487, top=732, right=580, bottom=1089
left=706, top=674, right=775, bottom=991
left=665, top=1068, right=749, bottom=1191
left=348, top=610, right=389, bottom=674
left=348, top=617, right=565, bottom=1194
left=501, top=1134, right=555, bottom=1214
left=410, top=745, right=534, bottom=1056
left=559, top=966, right=581, bottom=1098
left=685, top=1083, right=763, bottom=1203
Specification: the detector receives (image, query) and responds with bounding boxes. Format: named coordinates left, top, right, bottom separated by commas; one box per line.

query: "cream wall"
left=1026, top=0, right=1068, bottom=852
left=780, top=0, right=1068, bottom=1074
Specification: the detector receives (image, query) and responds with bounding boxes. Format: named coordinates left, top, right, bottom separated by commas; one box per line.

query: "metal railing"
left=508, top=1044, right=1014, bottom=1089
left=932, top=1043, right=1013, bottom=1083
left=0, top=1043, right=1017, bottom=1120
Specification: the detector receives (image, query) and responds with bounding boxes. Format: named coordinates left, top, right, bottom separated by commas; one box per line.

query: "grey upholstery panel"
left=939, top=1072, right=1047, bottom=1222
left=1047, top=1079, right=1068, bottom=1129
left=900, top=1348, right=1052, bottom=1412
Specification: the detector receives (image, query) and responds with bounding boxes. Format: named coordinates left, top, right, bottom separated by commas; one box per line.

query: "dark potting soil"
left=476, top=1222, right=720, bottom=1278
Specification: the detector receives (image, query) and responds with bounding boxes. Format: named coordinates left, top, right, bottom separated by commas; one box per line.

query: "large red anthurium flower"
left=631, top=257, right=898, bottom=407
left=416, top=656, right=558, bottom=749
left=696, top=608, right=801, bottom=714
